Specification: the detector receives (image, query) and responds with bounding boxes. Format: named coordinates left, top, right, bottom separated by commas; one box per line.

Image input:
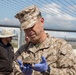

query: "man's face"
left=24, top=18, right=44, bottom=43
left=6, top=37, right=12, bottom=43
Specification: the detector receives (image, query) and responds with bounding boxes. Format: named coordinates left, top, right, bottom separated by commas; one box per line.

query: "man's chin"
left=30, top=36, right=36, bottom=39
left=31, top=37, right=37, bottom=41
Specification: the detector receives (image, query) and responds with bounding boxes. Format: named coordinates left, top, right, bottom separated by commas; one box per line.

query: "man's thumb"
left=17, top=59, right=23, bottom=66
left=41, top=56, right=46, bottom=63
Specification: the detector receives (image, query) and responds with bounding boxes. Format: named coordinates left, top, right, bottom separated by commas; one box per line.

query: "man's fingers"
left=41, top=56, right=46, bottom=63
left=17, top=59, right=23, bottom=66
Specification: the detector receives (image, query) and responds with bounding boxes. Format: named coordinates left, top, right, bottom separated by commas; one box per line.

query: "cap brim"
left=21, top=18, right=37, bottom=29
left=0, top=34, right=16, bottom=38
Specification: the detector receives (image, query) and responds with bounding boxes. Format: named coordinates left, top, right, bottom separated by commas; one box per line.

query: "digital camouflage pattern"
left=14, top=35, right=76, bottom=75
left=22, top=55, right=36, bottom=64
left=15, top=5, right=40, bottom=29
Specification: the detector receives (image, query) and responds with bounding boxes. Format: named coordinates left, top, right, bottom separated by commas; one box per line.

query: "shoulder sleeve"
left=14, top=44, right=28, bottom=75
left=50, top=39, right=76, bottom=75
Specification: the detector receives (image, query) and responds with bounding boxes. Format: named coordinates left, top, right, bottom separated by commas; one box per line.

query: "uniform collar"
left=28, top=35, right=51, bottom=53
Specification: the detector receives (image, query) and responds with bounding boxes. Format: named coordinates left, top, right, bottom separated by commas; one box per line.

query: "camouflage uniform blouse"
left=14, top=35, right=76, bottom=75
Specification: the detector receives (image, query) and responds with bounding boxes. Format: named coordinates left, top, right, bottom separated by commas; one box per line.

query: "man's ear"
left=41, top=18, right=44, bottom=23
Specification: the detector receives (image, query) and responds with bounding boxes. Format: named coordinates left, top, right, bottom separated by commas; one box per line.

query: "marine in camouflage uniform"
left=14, top=5, right=76, bottom=75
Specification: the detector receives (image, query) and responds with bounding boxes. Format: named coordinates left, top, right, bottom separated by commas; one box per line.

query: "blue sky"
left=0, top=0, right=76, bottom=38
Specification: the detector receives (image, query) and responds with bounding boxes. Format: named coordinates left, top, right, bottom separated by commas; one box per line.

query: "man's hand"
left=18, top=59, right=33, bottom=75
left=33, top=56, right=48, bottom=72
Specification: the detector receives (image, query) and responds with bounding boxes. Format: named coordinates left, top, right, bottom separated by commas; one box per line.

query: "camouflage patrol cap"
left=15, top=5, right=41, bottom=29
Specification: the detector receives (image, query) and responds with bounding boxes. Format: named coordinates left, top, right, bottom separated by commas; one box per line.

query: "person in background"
left=14, top=5, right=76, bottom=75
left=0, top=29, right=16, bottom=75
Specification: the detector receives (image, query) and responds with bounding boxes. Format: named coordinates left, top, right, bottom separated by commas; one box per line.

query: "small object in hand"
left=22, top=56, right=36, bottom=67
